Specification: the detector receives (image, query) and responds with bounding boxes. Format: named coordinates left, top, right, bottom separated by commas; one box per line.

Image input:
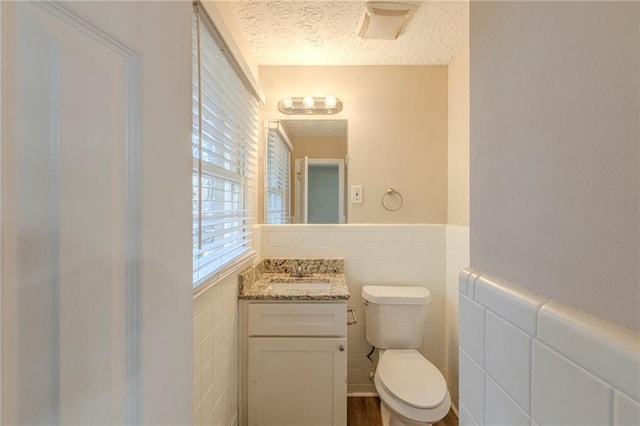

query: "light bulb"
left=302, top=96, right=315, bottom=109
left=281, top=97, right=293, bottom=109
left=324, top=96, right=337, bottom=108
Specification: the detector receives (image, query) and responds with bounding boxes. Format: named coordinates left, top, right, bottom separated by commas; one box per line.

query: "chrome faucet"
left=290, top=264, right=312, bottom=277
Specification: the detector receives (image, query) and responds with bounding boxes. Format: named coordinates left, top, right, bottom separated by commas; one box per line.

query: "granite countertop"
left=238, top=258, right=350, bottom=301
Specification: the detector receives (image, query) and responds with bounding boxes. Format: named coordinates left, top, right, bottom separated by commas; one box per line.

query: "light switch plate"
left=351, top=185, right=363, bottom=203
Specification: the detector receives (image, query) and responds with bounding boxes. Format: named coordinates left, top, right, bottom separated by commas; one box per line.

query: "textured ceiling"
left=228, top=1, right=469, bottom=65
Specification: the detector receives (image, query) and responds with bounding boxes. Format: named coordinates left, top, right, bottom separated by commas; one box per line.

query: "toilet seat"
left=375, top=349, right=450, bottom=424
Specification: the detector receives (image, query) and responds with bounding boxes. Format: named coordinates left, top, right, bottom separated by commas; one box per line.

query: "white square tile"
left=330, top=246, right=347, bottom=258
left=486, top=376, right=530, bottom=426
left=421, top=224, right=447, bottom=245
left=474, top=276, right=546, bottom=336
left=532, top=341, right=612, bottom=426
left=421, top=247, right=447, bottom=276
left=212, top=295, right=222, bottom=327
left=467, top=271, right=482, bottom=299
left=425, top=352, right=446, bottom=370
left=424, top=321, right=446, bottom=338
left=297, top=246, right=331, bottom=258
left=202, top=332, right=213, bottom=365
left=425, top=307, right=446, bottom=324
left=202, top=359, right=213, bottom=394
left=538, top=301, right=640, bottom=401
left=460, top=348, right=485, bottom=423
left=485, top=311, right=532, bottom=412
left=459, top=294, right=486, bottom=366
left=330, top=229, right=350, bottom=246
left=259, top=245, right=275, bottom=257
left=345, top=261, right=377, bottom=279
left=346, top=227, right=386, bottom=247
left=266, top=230, right=304, bottom=247
left=193, top=375, right=202, bottom=411
left=614, top=391, right=640, bottom=426
left=424, top=337, right=446, bottom=353
left=302, top=228, right=334, bottom=246
left=201, top=306, right=213, bottom=335
left=383, top=227, right=433, bottom=247
left=429, top=291, right=446, bottom=307
left=346, top=246, right=384, bottom=262
left=193, top=404, right=202, bottom=426
left=348, top=353, right=372, bottom=369
left=193, top=347, right=202, bottom=378
left=193, top=314, right=202, bottom=348
left=457, top=268, right=472, bottom=295
left=459, top=401, right=479, bottom=426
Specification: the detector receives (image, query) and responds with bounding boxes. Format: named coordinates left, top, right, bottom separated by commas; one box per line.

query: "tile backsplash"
left=458, top=269, right=640, bottom=426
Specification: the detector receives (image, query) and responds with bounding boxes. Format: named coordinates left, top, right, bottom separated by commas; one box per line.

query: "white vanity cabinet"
left=242, top=301, right=347, bottom=426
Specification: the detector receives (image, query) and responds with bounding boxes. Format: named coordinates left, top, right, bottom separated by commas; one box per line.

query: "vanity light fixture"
left=278, top=96, right=343, bottom=115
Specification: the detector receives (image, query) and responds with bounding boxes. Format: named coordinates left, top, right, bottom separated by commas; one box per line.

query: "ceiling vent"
left=356, top=2, right=418, bottom=40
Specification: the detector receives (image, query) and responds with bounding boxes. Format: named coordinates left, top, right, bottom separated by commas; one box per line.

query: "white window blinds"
left=266, top=123, right=292, bottom=224
left=192, top=6, right=258, bottom=286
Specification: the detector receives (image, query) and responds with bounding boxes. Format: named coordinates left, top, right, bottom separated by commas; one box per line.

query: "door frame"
left=296, top=158, right=347, bottom=224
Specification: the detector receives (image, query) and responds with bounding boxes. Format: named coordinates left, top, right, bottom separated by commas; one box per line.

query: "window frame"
left=264, top=121, right=293, bottom=224
left=192, top=4, right=259, bottom=290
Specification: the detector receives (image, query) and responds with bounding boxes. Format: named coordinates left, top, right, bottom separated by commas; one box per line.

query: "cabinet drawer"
left=248, top=303, right=347, bottom=336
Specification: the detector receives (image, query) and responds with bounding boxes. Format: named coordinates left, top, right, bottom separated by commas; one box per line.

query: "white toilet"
left=362, top=285, right=451, bottom=426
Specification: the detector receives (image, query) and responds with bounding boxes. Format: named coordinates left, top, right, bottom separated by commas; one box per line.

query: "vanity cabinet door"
left=248, top=337, right=347, bottom=426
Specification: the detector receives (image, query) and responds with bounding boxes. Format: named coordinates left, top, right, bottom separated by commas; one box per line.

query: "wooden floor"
left=347, top=397, right=458, bottom=426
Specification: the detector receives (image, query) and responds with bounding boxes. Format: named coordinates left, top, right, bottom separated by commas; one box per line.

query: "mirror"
left=264, top=119, right=347, bottom=224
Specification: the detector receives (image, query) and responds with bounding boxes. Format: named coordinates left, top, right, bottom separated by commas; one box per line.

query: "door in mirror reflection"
left=263, top=119, right=347, bottom=224
left=295, top=157, right=345, bottom=224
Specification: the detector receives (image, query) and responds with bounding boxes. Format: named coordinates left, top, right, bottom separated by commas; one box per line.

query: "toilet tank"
left=362, top=286, right=430, bottom=349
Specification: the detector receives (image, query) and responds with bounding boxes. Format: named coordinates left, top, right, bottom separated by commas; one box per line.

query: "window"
left=192, top=6, right=258, bottom=287
left=265, top=123, right=292, bottom=224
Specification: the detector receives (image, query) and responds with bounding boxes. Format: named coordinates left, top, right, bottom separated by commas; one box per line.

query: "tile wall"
left=446, top=226, right=470, bottom=411
left=192, top=224, right=471, bottom=425
left=458, top=269, right=640, bottom=426
left=192, top=272, right=243, bottom=425
left=261, top=224, right=450, bottom=395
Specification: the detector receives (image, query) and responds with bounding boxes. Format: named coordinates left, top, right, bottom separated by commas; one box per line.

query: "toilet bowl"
left=374, top=349, right=451, bottom=426
left=361, top=285, right=451, bottom=426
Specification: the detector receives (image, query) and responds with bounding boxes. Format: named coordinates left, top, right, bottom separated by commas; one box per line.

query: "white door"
left=1, top=2, right=192, bottom=424
left=296, top=158, right=346, bottom=224
left=295, top=156, right=309, bottom=223
left=248, top=337, right=347, bottom=426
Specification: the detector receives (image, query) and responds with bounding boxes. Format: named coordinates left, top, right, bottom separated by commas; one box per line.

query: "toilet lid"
left=378, top=350, right=448, bottom=409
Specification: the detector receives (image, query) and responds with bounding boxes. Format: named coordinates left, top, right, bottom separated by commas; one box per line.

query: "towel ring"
left=381, top=188, right=403, bottom=212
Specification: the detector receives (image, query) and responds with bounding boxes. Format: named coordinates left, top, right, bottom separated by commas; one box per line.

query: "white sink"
left=268, top=281, right=331, bottom=292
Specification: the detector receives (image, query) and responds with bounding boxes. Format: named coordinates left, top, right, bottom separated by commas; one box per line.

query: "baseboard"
left=347, top=392, right=379, bottom=397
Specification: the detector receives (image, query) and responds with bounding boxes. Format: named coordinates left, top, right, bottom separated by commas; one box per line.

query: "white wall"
left=446, top=40, right=471, bottom=413
left=470, top=1, right=639, bottom=332
left=2, top=2, right=193, bottom=424
left=465, top=1, right=640, bottom=423
left=447, top=43, right=469, bottom=228
left=261, top=225, right=448, bottom=394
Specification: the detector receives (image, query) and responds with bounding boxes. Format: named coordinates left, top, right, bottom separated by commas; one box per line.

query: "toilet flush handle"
left=347, top=308, right=358, bottom=326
